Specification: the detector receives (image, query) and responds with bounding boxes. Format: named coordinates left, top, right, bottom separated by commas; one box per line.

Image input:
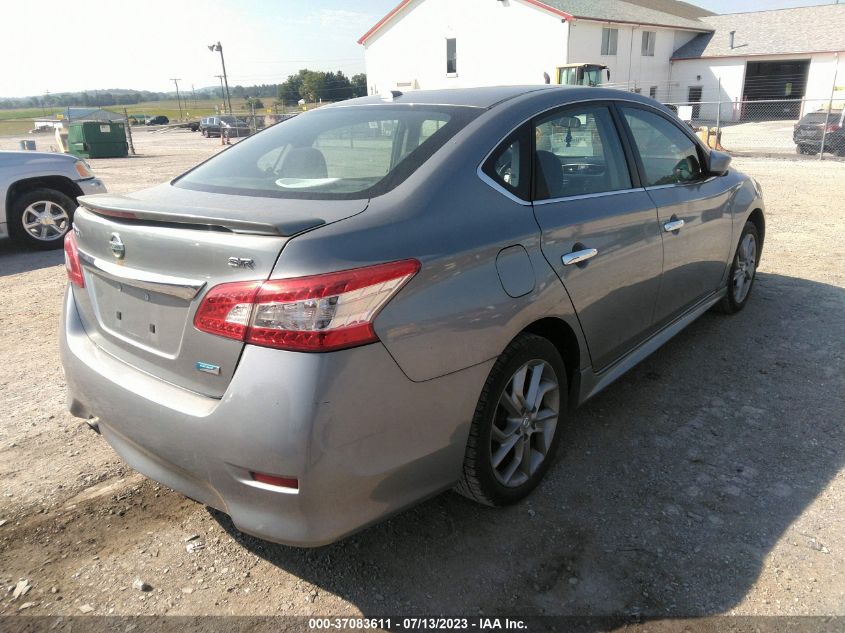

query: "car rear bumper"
left=60, top=288, right=490, bottom=546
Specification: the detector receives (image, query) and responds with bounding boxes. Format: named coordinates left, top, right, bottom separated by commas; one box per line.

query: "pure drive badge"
left=196, top=361, right=221, bottom=376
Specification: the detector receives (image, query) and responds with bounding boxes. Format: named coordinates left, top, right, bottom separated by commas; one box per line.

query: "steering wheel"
left=672, top=158, right=693, bottom=181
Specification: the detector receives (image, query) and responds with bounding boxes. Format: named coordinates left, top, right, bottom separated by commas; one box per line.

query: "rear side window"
left=801, top=111, right=842, bottom=124
left=533, top=105, right=632, bottom=200
left=622, top=107, right=704, bottom=187
left=482, top=128, right=530, bottom=201
left=175, top=105, right=478, bottom=199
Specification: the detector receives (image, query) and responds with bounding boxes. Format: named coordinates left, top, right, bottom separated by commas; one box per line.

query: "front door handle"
left=664, top=219, right=685, bottom=233
left=562, top=248, right=598, bottom=266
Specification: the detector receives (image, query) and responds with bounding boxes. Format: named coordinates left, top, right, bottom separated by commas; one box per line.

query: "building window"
left=649, top=86, right=658, bottom=99
left=601, top=28, right=618, bottom=56
left=446, top=38, right=457, bottom=75
left=641, top=31, right=656, bottom=56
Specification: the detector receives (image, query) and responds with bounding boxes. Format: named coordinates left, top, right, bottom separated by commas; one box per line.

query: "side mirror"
left=708, top=150, right=732, bottom=176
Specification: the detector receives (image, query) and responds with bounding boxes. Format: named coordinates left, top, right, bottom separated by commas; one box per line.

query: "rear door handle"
left=664, top=219, right=685, bottom=233
left=562, top=248, right=598, bottom=266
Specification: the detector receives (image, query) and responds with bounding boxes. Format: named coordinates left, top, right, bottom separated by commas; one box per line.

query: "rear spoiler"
left=78, top=193, right=326, bottom=237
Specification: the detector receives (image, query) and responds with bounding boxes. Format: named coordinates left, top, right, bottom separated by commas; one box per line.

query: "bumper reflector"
left=251, top=472, right=299, bottom=490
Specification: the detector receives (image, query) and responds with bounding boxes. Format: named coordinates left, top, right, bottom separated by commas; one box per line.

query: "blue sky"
left=0, top=0, right=834, bottom=98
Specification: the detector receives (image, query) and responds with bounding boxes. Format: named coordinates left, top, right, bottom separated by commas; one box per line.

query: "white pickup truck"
left=0, top=151, right=107, bottom=249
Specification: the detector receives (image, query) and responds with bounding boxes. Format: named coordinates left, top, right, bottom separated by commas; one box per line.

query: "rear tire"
left=716, top=221, right=760, bottom=314
left=456, top=333, right=567, bottom=507
left=8, top=188, right=76, bottom=250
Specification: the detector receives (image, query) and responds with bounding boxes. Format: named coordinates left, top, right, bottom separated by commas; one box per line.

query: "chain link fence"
left=661, top=98, right=844, bottom=158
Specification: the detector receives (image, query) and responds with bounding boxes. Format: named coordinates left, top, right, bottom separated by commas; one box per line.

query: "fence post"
left=819, top=52, right=839, bottom=162
left=715, top=77, right=722, bottom=139
left=122, top=108, right=136, bottom=156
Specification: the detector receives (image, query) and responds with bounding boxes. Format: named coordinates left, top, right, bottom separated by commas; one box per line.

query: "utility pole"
left=208, top=42, right=233, bottom=114
left=170, top=78, right=184, bottom=120
left=215, top=75, right=225, bottom=106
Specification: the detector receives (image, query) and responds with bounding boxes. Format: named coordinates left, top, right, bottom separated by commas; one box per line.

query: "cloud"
left=317, top=8, right=374, bottom=27
left=285, top=8, right=375, bottom=29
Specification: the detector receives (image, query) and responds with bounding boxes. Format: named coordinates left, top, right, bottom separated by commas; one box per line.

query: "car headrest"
left=534, top=150, right=564, bottom=200
left=279, top=147, right=328, bottom=179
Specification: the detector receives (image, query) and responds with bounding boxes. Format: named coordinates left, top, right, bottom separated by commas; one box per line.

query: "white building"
left=670, top=5, right=845, bottom=121
left=359, top=0, right=845, bottom=120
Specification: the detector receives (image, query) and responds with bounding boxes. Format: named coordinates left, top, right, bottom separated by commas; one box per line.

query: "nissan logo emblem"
left=109, top=233, right=125, bottom=259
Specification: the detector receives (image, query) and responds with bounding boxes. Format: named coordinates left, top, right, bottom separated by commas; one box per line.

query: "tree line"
left=276, top=70, right=368, bottom=105
left=0, top=71, right=368, bottom=111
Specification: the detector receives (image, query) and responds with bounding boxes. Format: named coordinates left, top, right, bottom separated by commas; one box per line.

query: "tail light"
left=64, top=230, right=85, bottom=288
left=194, top=259, right=420, bottom=352
left=825, top=123, right=841, bottom=133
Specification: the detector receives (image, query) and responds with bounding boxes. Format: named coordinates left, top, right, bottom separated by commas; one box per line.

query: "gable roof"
left=35, top=107, right=124, bottom=122
left=359, top=0, right=712, bottom=45
left=539, top=0, right=712, bottom=30
left=673, top=5, right=845, bottom=59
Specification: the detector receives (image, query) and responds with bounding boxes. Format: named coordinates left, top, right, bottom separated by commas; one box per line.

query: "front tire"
left=456, top=333, right=567, bottom=506
left=8, top=188, right=76, bottom=250
left=717, top=221, right=760, bottom=314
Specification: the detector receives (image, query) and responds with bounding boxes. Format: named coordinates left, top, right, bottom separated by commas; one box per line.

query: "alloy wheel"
left=22, top=200, right=70, bottom=242
left=490, top=359, right=560, bottom=488
left=733, top=233, right=757, bottom=303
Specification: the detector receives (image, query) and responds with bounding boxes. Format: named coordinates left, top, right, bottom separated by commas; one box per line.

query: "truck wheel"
left=8, top=188, right=76, bottom=250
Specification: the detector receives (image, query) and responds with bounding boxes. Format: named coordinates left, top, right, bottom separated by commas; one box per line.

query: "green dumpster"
left=67, top=121, right=128, bottom=158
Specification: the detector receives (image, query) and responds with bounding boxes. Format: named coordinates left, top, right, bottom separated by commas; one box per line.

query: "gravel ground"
left=0, top=129, right=843, bottom=622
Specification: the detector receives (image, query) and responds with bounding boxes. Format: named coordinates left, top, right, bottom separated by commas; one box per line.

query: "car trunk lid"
left=70, top=186, right=367, bottom=397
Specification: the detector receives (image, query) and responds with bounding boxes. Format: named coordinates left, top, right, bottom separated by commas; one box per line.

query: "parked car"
left=61, top=86, right=765, bottom=546
left=794, top=109, right=844, bottom=156
left=0, top=151, right=106, bottom=249
left=200, top=115, right=251, bottom=138
left=146, top=115, right=170, bottom=126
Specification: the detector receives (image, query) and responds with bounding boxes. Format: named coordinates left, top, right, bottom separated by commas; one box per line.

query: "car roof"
left=327, top=85, right=659, bottom=110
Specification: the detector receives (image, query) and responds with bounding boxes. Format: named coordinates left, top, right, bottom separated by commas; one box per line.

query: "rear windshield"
left=801, top=112, right=842, bottom=124
left=175, top=104, right=479, bottom=199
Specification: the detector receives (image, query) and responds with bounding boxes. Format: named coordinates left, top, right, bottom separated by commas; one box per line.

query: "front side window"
left=601, top=28, right=618, bottom=56
left=446, top=38, right=457, bottom=74
left=641, top=31, right=656, bottom=56
left=175, top=105, right=478, bottom=199
left=622, top=107, right=704, bottom=187
left=533, top=106, right=632, bottom=200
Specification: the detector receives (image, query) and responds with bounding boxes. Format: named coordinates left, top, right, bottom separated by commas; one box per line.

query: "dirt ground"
left=0, top=128, right=843, bottom=622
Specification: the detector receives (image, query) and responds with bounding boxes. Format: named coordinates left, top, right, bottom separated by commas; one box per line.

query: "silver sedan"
left=60, top=86, right=764, bottom=546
